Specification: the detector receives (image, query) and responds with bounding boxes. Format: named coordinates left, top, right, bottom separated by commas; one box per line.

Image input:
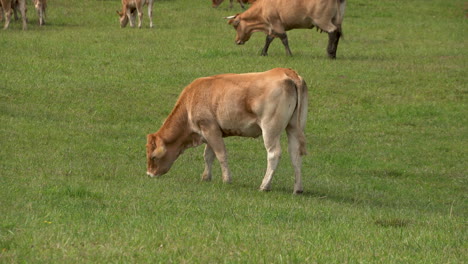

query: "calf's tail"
left=286, top=69, right=308, bottom=156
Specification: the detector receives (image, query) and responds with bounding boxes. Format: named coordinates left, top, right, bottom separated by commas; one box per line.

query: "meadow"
left=1, top=0, right=466, bottom=262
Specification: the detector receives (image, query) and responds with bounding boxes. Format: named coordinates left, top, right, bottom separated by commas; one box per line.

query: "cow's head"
left=116, top=10, right=129, bottom=28
left=227, top=15, right=252, bottom=45
left=146, top=134, right=178, bottom=178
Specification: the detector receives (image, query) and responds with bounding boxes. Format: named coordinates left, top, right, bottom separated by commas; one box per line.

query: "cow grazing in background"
left=0, top=0, right=20, bottom=22
left=117, top=0, right=154, bottom=28
left=212, top=0, right=255, bottom=9
left=1, top=0, right=27, bottom=30
left=33, top=0, right=46, bottom=26
left=226, top=0, right=346, bottom=58
left=146, top=68, right=308, bottom=194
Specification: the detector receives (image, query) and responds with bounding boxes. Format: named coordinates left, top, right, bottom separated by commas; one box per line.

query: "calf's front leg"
left=200, top=124, right=232, bottom=183
left=126, top=9, right=135, bottom=27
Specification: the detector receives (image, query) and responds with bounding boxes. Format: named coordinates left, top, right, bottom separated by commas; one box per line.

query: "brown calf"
left=117, top=0, right=154, bottom=28
left=146, top=68, right=308, bottom=194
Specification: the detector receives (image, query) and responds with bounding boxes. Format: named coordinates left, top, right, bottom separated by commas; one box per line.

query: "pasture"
left=1, top=0, right=466, bottom=262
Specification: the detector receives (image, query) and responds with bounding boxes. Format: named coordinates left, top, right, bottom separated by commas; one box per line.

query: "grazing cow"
left=1, top=0, right=27, bottom=30
left=0, top=0, right=20, bottom=22
left=33, top=0, right=46, bottom=26
left=212, top=0, right=255, bottom=9
left=117, top=0, right=154, bottom=28
left=226, top=0, right=346, bottom=58
left=146, top=68, right=308, bottom=194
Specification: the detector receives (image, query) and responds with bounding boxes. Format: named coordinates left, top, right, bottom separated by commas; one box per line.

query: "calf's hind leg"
left=201, top=144, right=215, bottom=181
left=259, top=132, right=282, bottom=191
left=286, top=126, right=304, bottom=194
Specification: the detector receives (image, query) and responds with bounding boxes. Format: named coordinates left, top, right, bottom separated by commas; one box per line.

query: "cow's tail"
left=287, top=70, right=308, bottom=156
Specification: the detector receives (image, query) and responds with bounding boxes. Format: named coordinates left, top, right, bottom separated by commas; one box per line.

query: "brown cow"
left=1, top=0, right=27, bottom=30
left=0, top=0, right=20, bottom=22
left=33, top=0, right=46, bottom=26
left=212, top=0, right=255, bottom=9
left=146, top=68, right=308, bottom=194
left=117, top=0, right=154, bottom=28
left=226, top=0, right=346, bottom=58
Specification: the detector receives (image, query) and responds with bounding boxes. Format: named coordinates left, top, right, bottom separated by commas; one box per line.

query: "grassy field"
left=1, top=0, right=466, bottom=262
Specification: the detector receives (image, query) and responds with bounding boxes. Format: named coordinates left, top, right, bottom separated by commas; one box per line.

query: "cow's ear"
left=151, top=144, right=166, bottom=159
left=151, top=137, right=166, bottom=159
left=116, top=10, right=122, bottom=16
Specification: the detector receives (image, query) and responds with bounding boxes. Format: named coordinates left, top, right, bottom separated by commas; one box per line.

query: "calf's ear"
left=151, top=145, right=166, bottom=159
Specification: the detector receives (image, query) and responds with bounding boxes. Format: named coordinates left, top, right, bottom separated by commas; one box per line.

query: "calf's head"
left=116, top=10, right=129, bottom=28
left=146, top=134, right=178, bottom=177
left=227, top=15, right=251, bottom=45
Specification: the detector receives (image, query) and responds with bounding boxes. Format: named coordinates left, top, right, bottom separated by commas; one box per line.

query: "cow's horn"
left=224, top=15, right=236, bottom=19
left=152, top=145, right=166, bottom=159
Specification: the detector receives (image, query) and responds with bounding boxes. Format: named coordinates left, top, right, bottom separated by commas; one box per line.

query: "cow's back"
left=259, top=0, right=342, bottom=32
left=182, top=68, right=301, bottom=137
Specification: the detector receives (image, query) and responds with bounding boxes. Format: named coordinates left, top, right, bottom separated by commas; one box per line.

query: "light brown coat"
left=227, top=0, right=346, bottom=58
left=146, top=68, right=308, bottom=193
left=117, top=0, right=154, bottom=28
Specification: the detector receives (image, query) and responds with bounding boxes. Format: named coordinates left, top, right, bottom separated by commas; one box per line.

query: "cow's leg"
left=18, top=0, right=26, bottom=30
left=286, top=126, right=304, bottom=194
left=13, top=2, right=18, bottom=20
left=2, top=1, right=13, bottom=29
left=126, top=9, right=134, bottom=27
left=3, top=12, right=11, bottom=29
left=200, top=124, right=232, bottom=183
left=201, top=144, right=215, bottom=181
left=278, top=33, right=293, bottom=56
left=136, top=6, right=143, bottom=28
left=147, top=0, right=153, bottom=28
left=261, top=35, right=275, bottom=56
left=237, top=0, right=245, bottom=9
left=36, top=0, right=45, bottom=26
left=259, top=133, right=282, bottom=191
left=327, top=29, right=341, bottom=59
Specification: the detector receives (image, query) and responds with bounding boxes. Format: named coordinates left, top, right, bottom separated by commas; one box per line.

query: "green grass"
left=1, top=0, right=467, bottom=262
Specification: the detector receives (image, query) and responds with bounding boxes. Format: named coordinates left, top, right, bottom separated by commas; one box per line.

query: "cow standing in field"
left=0, top=0, right=20, bottom=22
left=146, top=68, right=308, bottom=194
left=226, top=0, right=346, bottom=58
left=212, top=0, right=255, bottom=9
left=33, top=0, right=46, bottom=26
left=117, top=0, right=154, bottom=28
left=1, top=0, right=27, bottom=30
